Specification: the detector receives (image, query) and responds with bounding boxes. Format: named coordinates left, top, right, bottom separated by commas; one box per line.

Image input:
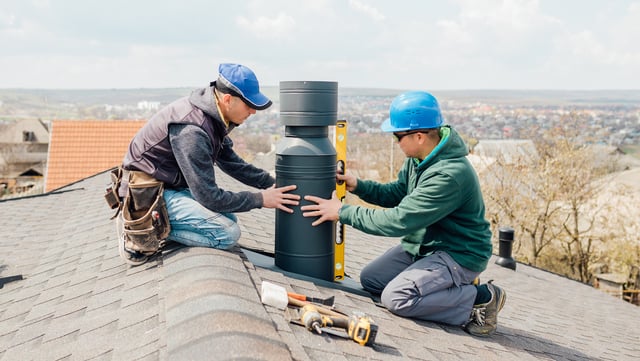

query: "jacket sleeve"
left=216, top=136, right=275, bottom=189
left=352, top=163, right=409, bottom=207
left=340, top=171, right=462, bottom=237
left=169, top=124, right=264, bottom=213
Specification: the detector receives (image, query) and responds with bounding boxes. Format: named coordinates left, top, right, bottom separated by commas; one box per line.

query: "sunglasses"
left=393, top=130, right=429, bottom=142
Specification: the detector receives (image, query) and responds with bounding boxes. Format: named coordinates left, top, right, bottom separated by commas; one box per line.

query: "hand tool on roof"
left=287, top=291, right=335, bottom=307
left=334, top=119, right=347, bottom=282
left=287, top=295, right=346, bottom=318
left=0, top=275, right=23, bottom=289
left=261, top=281, right=337, bottom=310
left=298, top=304, right=378, bottom=346
left=260, top=281, right=378, bottom=346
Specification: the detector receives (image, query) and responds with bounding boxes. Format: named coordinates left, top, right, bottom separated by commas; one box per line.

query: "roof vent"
left=495, top=227, right=516, bottom=270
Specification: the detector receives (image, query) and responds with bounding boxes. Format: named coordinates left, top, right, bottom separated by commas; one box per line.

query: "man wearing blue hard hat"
left=302, top=90, right=506, bottom=337
left=113, top=63, right=300, bottom=266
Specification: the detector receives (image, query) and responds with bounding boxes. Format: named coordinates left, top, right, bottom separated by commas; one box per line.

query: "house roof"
left=1, top=169, right=639, bottom=360
left=473, top=139, right=538, bottom=165
left=0, top=119, right=49, bottom=144
left=45, top=120, right=145, bottom=192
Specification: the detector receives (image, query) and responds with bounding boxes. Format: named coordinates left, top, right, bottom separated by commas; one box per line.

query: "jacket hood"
left=417, top=126, right=469, bottom=170
left=189, top=87, right=219, bottom=119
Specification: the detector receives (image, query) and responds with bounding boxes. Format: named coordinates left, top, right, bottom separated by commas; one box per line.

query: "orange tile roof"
left=45, top=120, right=146, bottom=191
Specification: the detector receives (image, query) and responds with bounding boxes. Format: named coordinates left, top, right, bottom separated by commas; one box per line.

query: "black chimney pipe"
left=274, top=81, right=338, bottom=281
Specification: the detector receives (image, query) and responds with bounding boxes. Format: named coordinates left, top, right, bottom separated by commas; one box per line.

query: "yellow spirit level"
left=334, top=119, right=347, bottom=281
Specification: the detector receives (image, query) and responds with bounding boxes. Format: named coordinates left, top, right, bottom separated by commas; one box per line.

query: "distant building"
left=137, top=101, right=161, bottom=111
left=472, top=139, right=538, bottom=165
left=0, top=118, right=50, bottom=143
left=0, top=119, right=50, bottom=196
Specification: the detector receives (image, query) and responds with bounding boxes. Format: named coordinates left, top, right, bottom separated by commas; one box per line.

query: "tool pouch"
left=121, top=171, right=170, bottom=254
left=104, top=167, right=123, bottom=212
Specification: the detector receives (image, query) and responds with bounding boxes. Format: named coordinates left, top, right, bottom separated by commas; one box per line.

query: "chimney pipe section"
left=275, top=81, right=338, bottom=281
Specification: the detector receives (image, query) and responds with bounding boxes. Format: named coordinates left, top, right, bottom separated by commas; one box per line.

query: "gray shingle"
left=1, top=169, right=639, bottom=361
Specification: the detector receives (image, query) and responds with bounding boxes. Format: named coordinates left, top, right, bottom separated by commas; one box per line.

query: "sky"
left=1, top=0, right=639, bottom=90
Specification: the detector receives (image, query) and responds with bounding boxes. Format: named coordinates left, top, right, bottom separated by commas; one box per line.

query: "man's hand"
left=261, top=185, right=300, bottom=213
left=337, top=172, right=357, bottom=192
left=301, top=191, right=342, bottom=226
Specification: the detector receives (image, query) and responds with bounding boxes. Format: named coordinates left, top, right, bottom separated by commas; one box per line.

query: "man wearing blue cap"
left=301, top=91, right=506, bottom=337
left=116, top=63, right=300, bottom=266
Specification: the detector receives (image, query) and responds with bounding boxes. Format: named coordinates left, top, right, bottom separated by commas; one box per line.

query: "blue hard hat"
left=381, top=91, right=444, bottom=132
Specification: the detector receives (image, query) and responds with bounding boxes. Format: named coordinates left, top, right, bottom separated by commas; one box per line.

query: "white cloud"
left=0, top=43, right=216, bottom=88
left=348, top=0, right=386, bottom=22
left=236, top=12, right=296, bottom=39
left=378, top=0, right=560, bottom=86
left=534, top=2, right=640, bottom=88
left=457, top=0, right=559, bottom=31
left=435, top=19, right=473, bottom=50
left=609, top=2, right=640, bottom=51
left=0, top=0, right=639, bottom=89
left=0, top=13, right=16, bottom=29
left=441, top=0, right=562, bottom=51
left=553, top=29, right=640, bottom=68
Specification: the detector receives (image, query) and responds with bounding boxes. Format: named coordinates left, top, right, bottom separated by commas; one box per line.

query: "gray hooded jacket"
left=121, top=87, right=275, bottom=213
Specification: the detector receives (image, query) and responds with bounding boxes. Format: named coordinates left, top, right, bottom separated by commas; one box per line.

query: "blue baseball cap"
left=215, top=63, right=272, bottom=110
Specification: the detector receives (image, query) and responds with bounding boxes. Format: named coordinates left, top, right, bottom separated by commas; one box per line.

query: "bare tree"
left=480, top=113, right=636, bottom=283
left=480, top=140, right=564, bottom=267
left=548, top=132, right=608, bottom=282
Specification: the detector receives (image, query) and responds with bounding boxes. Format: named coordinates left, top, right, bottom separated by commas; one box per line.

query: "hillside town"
left=1, top=89, right=639, bottom=361
left=1, top=89, right=639, bottom=198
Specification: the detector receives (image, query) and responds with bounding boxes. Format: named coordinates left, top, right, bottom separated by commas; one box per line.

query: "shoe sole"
left=116, top=217, right=149, bottom=266
left=118, top=235, right=149, bottom=266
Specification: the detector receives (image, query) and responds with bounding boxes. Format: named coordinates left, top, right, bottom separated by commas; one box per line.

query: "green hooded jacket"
left=339, top=126, right=492, bottom=272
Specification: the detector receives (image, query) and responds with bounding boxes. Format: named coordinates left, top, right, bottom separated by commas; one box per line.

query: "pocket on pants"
left=404, top=252, right=460, bottom=296
left=400, top=263, right=454, bottom=297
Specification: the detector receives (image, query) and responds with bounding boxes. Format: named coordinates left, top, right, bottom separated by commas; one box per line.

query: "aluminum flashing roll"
left=275, top=81, right=338, bottom=281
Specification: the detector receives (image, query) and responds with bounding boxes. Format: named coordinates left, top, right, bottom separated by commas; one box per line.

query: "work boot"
left=464, top=281, right=506, bottom=337
left=118, top=234, right=149, bottom=266
left=116, top=216, right=150, bottom=266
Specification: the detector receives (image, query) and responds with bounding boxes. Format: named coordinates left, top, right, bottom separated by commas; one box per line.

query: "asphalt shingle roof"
left=1, top=169, right=639, bottom=360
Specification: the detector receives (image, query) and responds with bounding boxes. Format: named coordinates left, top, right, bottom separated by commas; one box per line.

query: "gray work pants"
left=360, top=245, right=480, bottom=326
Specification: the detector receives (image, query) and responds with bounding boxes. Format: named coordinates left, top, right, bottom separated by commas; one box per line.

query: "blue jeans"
left=163, top=188, right=240, bottom=249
